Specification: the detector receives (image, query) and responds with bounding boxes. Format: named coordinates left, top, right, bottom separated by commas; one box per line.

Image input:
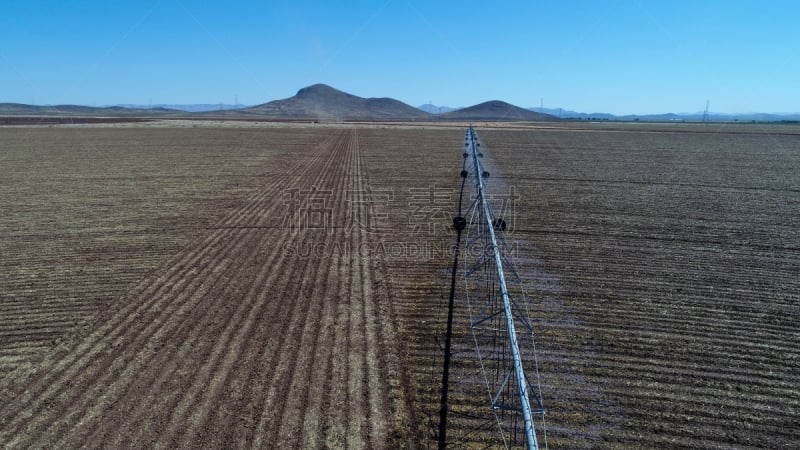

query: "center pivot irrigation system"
left=445, top=127, right=547, bottom=449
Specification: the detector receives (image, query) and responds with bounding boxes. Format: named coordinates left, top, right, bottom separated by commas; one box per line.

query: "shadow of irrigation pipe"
left=438, top=160, right=469, bottom=448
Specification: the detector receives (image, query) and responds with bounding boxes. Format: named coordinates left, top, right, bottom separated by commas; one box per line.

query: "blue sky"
left=1, top=0, right=798, bottom=114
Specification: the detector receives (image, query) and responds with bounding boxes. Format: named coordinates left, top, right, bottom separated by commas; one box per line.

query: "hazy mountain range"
left=0, top=103, right=179, bottom=116
left=418, top=104, right=460, bottom=114
left=0, top=84, right=558, bottom=121
left=115, top=103, right=246, bottom=112
left=2, top=84, right=797, bottom=122
left=428, top=105, right=800, bottom=122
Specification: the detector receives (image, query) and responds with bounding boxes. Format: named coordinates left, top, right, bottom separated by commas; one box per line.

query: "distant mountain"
left=5, top=88, right=796, bottom=122
left=528, top=107, right=614, bottom=120
left=418, top=103, right=460, bottom=114
left=527, top=107, right=800, bottom=122
left=116, top=103, right=248, bottom=112
left=440, top=100, right=557, bottom=121
left=0, top=103, right=178, bottom=116
left=238, top=84, right=431, bottom=120
left=648, top=112, right=800, bottom=122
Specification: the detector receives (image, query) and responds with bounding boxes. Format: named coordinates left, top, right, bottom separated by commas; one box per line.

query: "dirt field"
left=1, top=121, right=798, bottom=448
left=0, top=126, right=409, bottom=448
left=483, top=125, right=800, bottom=448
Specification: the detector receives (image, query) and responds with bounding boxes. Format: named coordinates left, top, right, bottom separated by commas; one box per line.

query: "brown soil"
left=1, top=122, right=798, bottom=448
left=0, top=117, right=157, bottom=125
left=0, top=127, right=408, bottom=448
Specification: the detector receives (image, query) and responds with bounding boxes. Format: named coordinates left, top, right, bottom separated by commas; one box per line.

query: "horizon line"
left=3, top=100, right=799, bottom=117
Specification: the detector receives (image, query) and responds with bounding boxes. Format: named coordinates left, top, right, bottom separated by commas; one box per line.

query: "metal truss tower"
left=455, top=126, right=546, bottom=449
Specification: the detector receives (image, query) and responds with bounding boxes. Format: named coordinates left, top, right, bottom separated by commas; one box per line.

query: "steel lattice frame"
left=459, top=127, right=546, bottom=449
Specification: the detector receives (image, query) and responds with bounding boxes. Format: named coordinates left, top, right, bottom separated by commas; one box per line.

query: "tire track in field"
left=233, top=128, right=396, bottom=448
left=0, top=128, right=307, bottom=374
left=0, top=132, right=342, bottom=447
left=63, top=135, right=344, bottom=447
left=351, top=130, right=389, bottom=447
left=1, top=150, right=310, bottom=429
left=289, top=135, right=362, bottom=445
left=0, top=131, right=336, bottom=394
left=252, top=130, right=358, bottom=446
left=267, top=134, right=352, bottom=448
left=1, top=128, right=405, bottom=449
left=1, top=226, right=241, bottom=446
left=159, top=132, right=351, bottom=447
left=44, top=228, right=261, bottom=447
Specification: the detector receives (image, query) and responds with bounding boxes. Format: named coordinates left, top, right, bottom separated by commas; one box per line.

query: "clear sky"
left=1, top=0, right=798, bottom=114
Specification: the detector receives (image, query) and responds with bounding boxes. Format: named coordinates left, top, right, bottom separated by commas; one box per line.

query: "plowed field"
left=0, top=127, right=407, bottom=448
left=1, top=122, right=798, bottom=448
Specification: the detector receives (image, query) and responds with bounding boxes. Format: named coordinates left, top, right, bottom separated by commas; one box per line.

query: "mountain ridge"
left=438, top=100, right=557, bottom=121
left=0, top=103, right=180, bottom=116
left=5, top=85, right=796, bottom=122
left=237, top=84, right=430, bottom=120
left=0, top=84, right=558, bottom=121
left=526, top=107, right=800, bottom=122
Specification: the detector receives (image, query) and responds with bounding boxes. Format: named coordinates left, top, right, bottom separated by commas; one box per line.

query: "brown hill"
left=239, top=84, right=431, bottom=120
left=439, top=100, right=557, bottom=121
